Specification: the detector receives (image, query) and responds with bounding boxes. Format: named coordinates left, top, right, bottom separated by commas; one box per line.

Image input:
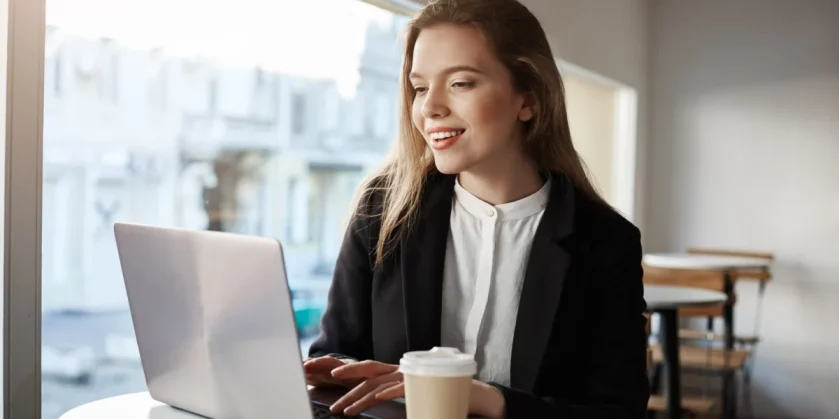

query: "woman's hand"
left=303, top=356, right=363, bottom=389
left=376, top=379, right=507, bottom=419
left=323, top=360, right=403, bottom=416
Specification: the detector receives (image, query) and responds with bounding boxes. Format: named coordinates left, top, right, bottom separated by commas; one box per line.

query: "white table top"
left=644, top=284, right=727, bottom=311
left=643, top=252, right=770, bottom=270
left=59, top=392, right=200, bottom=419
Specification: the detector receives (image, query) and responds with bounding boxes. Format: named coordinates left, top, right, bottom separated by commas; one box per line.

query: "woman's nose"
left=421, top=87, right=450, bottom=119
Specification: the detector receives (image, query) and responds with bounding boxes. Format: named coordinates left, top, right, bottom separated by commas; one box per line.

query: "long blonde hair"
left=358, top=0, right=603, bottom=265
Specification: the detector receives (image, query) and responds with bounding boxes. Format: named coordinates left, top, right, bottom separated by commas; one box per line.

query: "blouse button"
left=487, top=209, right=495, bottom=217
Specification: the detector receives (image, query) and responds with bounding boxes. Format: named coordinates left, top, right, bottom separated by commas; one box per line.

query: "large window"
left=40, top=0, right=411, bottom=417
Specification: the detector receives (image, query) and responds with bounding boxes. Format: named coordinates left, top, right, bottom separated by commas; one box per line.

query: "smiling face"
left=409, top=24, right=536, bottom=175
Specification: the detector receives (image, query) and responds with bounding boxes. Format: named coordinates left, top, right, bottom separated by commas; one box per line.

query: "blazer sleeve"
left=307, top=187, right=381, bottom=362
left=491, top=225, right=650, bottom=419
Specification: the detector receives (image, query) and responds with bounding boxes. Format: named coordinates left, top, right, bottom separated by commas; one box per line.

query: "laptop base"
left=309, top=387, right=406, bottom=419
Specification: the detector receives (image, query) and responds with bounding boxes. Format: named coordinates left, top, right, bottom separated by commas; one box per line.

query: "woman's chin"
left=433, top=158, right=469, bottom=175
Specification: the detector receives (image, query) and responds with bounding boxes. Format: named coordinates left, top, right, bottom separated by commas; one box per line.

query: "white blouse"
left=440, top=177, right=552, bottom=386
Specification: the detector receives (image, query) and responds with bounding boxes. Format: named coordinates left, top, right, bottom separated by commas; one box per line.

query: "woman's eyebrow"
left=409, top=65, right=485, bottom=80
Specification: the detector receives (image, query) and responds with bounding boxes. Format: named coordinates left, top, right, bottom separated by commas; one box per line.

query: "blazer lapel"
left=510, top=174, right=576, bottom=392
left=400, top=173, right=455, bottom=351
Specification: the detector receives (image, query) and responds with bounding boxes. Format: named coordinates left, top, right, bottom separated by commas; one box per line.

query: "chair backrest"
left=642, top=265, right=726, bottom=292
left=642, top=265, right=728, bottom=318
left=686, top=248, right=774, bottom=283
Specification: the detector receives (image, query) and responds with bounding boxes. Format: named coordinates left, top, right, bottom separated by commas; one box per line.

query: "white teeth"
left=430, top=130, right=464, bottom=141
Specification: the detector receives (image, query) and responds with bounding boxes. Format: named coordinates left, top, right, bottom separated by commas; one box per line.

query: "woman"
left=304, top=0, right=650, bottom=417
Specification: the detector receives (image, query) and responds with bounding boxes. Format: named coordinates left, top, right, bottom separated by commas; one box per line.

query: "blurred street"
left=42, top=311, right=316, bottom=419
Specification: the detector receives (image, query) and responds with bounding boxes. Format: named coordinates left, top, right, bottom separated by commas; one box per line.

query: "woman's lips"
left=429, top=129, right=465, bottom=151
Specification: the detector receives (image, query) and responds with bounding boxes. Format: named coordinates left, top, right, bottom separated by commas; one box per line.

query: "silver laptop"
left=114, top=223, right=406, bottom=419
left=114, top=222, right=313, bottom=418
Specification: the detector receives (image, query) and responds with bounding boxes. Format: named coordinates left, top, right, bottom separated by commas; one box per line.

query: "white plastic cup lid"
left=399, top=347, right=477, bottom=377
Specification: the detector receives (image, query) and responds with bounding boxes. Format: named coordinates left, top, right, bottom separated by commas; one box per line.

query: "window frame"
left=2, top=0, right=419, bottom=417
left=4, top=0, right=46, bottom=416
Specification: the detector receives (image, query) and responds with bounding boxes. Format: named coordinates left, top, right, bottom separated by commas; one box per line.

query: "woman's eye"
left=413, top=86, right=428, bottom=94
left=451, top=81, right=475, bottom=89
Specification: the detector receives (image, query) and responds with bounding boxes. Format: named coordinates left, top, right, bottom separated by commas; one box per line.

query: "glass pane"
left=41, top=0, right=407, bottom=417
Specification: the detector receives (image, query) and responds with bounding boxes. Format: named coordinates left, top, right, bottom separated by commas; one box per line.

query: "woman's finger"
left=304, top=356, right=346, bottom=374
left=330, top=378, right=379, bottom=414
left=330, top=372, right=401, bottom=414
left=307, top=372, right=362, bottom=389
left=344, top=381, right=401, bottom=416
left=306, top=373, right=339, bottom=387
left=331, top=360, right=398, bottom=379
left=374, top=382, right=405, bottom=401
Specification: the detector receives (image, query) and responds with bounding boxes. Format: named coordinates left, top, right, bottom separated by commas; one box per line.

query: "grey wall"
left=519, top=0, right=651, bottom=230
left=648, top=1, right=839, bottom=417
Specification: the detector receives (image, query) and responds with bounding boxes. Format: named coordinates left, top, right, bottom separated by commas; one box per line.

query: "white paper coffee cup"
left=399, top=347, right=476, bottom=419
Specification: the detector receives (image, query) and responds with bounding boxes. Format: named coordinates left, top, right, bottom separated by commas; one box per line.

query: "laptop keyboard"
left=311, top=404, right=350, bottom=419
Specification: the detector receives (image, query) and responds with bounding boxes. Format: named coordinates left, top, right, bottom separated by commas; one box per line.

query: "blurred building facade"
left=41, top=17, right=406, bottom=314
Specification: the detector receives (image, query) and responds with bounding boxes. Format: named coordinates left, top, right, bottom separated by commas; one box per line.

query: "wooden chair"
left=642, top=266, right=730, bottom=321
left=685, top=248, right=774, bottom=283
left=644, top=312, right=715, bottom=418
left=643, top=267, right=744, bottom=418
left=684, top=248, right=774, bottom=386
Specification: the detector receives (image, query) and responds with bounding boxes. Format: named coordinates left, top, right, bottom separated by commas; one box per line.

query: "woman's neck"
left=457, top=155, right=544, bottom=206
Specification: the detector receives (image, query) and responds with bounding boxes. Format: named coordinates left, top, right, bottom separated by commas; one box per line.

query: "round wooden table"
left=59, top=392, right=200, bottom=419
left=643, top=252, right=769, bottom=347
left=643, top=253, right=769, bottom=271
left=644, top=284, right=727, bottom=419
left=645, top=284, right=730, bottom=310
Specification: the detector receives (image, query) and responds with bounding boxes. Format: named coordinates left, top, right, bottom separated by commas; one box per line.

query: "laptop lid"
left=114, top=222, right=312, bottom=419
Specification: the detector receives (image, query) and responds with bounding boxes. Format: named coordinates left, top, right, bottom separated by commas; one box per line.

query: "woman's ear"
left=518, top=91, right=538, bottom=122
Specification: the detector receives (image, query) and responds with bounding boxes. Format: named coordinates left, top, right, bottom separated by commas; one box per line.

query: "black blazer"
left=309, top=171, right=650, bottom=418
